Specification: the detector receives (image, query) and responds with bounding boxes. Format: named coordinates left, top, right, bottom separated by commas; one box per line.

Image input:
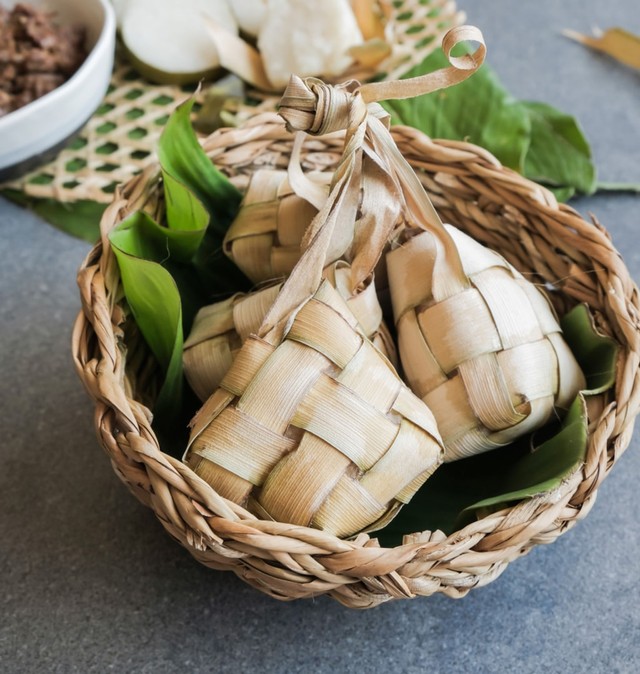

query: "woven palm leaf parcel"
left=73, top=28, right=640, bottom=607
left=387, top=223, right=586, bottom=462
left=222, top=169, right=331, bottom=285
left=185, top=277, right=443, bottom=539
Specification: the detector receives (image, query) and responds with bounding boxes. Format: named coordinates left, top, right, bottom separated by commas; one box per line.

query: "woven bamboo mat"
left=1, top=54, right=201, bottom=204
left=0, top=0, right=463, bottom=207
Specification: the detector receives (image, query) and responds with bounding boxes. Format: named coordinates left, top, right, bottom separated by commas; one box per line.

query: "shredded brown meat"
left=0, top=4, right=86, bottom=117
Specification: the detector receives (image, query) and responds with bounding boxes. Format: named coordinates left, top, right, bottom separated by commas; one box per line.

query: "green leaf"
left=163, top=170, right=211, bottom=237
left=109, top=208, right=206, bottom=263
left=560, top=303, right=619, bottom=393
left=106, top=98, right=252, bottom=449
left=109, top=212, right=185, bottom=417
left=381, top=49, right=597, bottom=199
left=383, top=52, right=531, bottom=171
left=158, top=95, right=250, bottom=297
left=108, top=201, right=215, bottom=412
left=456, top=396, right=588, bottom=528
left=1, top=190, right=103, bottom=243
left=141, top=174, right=217, bottom=329
left=517, top=101, right=596, bottom=195
left=158, top=95, right=242, bottom=231
left=377, top=303, right=619, bottom=546
left=108, top=97, right=247, bottom=407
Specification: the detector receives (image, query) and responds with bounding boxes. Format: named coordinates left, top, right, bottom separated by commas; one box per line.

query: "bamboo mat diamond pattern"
left=1, top=0, right=462, bottom=205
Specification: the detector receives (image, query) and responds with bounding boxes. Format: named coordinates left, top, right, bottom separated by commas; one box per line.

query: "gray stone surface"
left=1, top=1, right=639, bottom=672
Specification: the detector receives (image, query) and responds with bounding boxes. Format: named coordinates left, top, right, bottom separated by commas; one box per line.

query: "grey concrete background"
left=1, top=1, right=639, bottom=672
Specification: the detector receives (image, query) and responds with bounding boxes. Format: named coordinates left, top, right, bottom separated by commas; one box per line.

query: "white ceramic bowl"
left=0, top=0, right=116, bottom=179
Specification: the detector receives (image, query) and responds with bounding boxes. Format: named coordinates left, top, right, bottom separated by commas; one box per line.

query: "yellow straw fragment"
left=563, top=27, right=640, bottom=71
left=350, top=0, right=386, bottom=40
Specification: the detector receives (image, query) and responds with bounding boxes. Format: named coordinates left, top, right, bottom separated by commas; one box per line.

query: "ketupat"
left=185, top=279, right=442, bottom=538
left=223, top=169, right=331, bottom=285
left=387, top=224, right=585, bottom=461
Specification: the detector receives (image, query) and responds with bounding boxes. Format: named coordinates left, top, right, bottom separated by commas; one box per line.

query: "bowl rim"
left=0, top=0, right=116, bottom=130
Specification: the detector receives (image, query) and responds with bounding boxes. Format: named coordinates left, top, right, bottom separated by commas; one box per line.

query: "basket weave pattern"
left=73, top=114, right=640, bottom=607
left=375, top=0, right=465, bottom=81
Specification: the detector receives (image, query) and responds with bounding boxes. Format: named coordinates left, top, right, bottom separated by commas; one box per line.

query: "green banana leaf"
left=381, top=49, right=596, bottom=199
left=1, top=190, right=103, bottom=243
left=158, top=96, right=242, bottom=231
left=109, top=212, right=186, bottom=419
left=158, top=96, right=249, bottom=296
left=518, top=101, right=596, bottom=198
left=108, top=97, right=248, bottom=451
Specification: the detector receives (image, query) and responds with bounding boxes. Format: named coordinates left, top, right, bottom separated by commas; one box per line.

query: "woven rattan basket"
left=73, top=96, right=640, bottom=606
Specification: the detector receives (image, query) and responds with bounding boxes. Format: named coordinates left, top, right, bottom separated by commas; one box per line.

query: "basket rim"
left=72, top=114, right=640, bottom=607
